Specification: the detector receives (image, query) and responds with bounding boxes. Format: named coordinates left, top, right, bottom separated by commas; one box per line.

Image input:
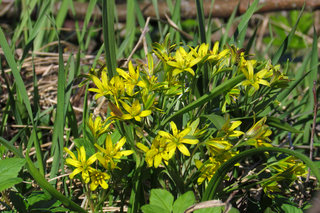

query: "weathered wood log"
left=0, top=0, right=320, bottom=21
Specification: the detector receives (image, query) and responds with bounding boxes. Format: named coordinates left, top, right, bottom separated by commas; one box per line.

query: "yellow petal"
left=140, top=110, right=152, bottom=117
left=170, top=121, right=178, bottom=136
left=64, top=147, right=77, bottom=160
left=100, top=180, right=109, bottom=189
left=66, top=158, right=81, bottom=167
left=90, top=182, right=98, bottom=191
left=177, top=144, right=190, bottom=156
left=69, top=168, right=82, bottom=179
left=154, top=154, right=162, bottom=168
left=181, top=138, right=198, bottom=144
left=136, top=142, right=149, bottom=152
left=120, top=150, right=134, bottom=156
left=179, top=127, right=191, bottom=138
left=115, top=137, right=126, bottom=151
left=79, top=146, right=86, bottom=163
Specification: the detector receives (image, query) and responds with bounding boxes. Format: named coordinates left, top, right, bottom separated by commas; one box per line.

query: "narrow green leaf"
left=0, top=136, right=23, bottom=158
left=266, top=116, right=302, bottom=133
left=124, top=0, right=135, bottom=54
left=25, top=154, right=86, bottom=213
left=161, top=74, right=245, bottom=126
left=196, top=0, right=206, bottom=43
left=220, top=3, right=238, bottom=48
left=50, top=42, right=66, bottom=180
left=49, top=0, right=70, bottom=42
left=102, top=0, right=117, bottom=77
left=272, top=4, right=305, bottom=65
left=0, top=27, right=34, bottom=124
left=169, top=0, right=181, bottom=43
left=202, top=147, right=320, bottom=201
left=235, top=0, right=259, bottom=47
left=306, top=25, right=318, bottom=111
left=80, top=0, right=98, bottom=41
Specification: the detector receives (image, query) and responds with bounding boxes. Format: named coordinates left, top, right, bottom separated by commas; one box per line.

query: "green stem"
left=25, top=153, right=87, bottom=213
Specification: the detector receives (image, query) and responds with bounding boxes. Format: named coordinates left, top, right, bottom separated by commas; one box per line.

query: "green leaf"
left=281, top=204, right=303, bottom=213
left=0, top=178, right=24, bottom=192
left=161, top=74, right=245, bottom=126
left=149, top=189, right=174, bottom=212
left=195, top=206, right=223, bottom=213
left=202, top=147, right=320, bottom=201
left=202, top=114, right=225, bottom=130
left=141, top=204, right=170, bottom=213
left=173, top=191, right=195, bottom=213
left=272, top=4, right=305, bottom=65
left=266, top=116, right=302, bottom=133
left=0, top=158, right=25, bottom=191
left=102, top=0, right=117, bottom=77
left=264, top=207, right=275, bottom=213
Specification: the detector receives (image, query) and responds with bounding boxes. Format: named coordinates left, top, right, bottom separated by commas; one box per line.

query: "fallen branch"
left=1, top=0, right=320, bottom=21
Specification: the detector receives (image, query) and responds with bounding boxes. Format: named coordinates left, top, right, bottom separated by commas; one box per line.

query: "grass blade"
left=161, top=74, right=245, bottom=127
left=306, top=26, right=318, bottom=112
left=202, top=147, right=320, bottom=201
left=50, top=42, right=66, bottom=181
left=272, top=3, right=305, bottom=65
left=195, top=0, right=206, bottom=43
left=102, top=0, right=117, bottom=77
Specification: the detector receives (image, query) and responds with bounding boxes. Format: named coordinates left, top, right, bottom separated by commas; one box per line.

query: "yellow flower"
left=245, top=117, right=272, bottom=148
left=241, top=60, right=273, bottom=94
left=195, top=150, right=239, bottom=184
left=269, top=156, right=307, bottom=177
left=88, top=71, right=111, bottom=99
left=87, top=114, right=113, bottom=139
left=137, top=136, right=170, bottom=168
left=116, top=61, right=145, bottom=96
left=219, top=115, right=244, bottom=138
left=95, top=135, right=133, bottom=170
left=222, top=88, right=240, bottom=113
left=207, top=41, right=229, bottom=62
left=108, top=75, right=126, bottom=101
left=89, top=169, right=110, bottom=191
left=158, top=121, right=199, bottom=157
left=205, top=138, right=232, bottom=155
left=190, top=43, right=209, bottom=61
left=64, top=146, right=97, bottom=183
left=166, top=47, right=201, bottom=76
left=120, top=99, right=152, bottom=122
left=195, top=158, right=219, bottom=184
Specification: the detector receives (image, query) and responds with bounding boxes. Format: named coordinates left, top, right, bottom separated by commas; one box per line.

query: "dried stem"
left=307, top=81, right=318, bottom=181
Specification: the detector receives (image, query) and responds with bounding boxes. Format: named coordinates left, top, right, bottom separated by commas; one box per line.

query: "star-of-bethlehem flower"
left=245, top=117, right=272, bottom=147
left=158, top=121, right=199, bottom=157
left=95, top=135, right=133, bottom=170
left=120, top=99, right=152, bottom=122
left=89, top=169, right=110, bottom=191
left=87, top=114, right=113, bottom=139
left=116, top=61, right=145, bottom=96
left=166, top=47, right=201, bottom=76
left=88, top=71, right=111, bottom=99
left=64, top=146, right=97, bottom=183
left=137, top=136, right=170, bottom=168
left=241, top=59, right=273, bottom=94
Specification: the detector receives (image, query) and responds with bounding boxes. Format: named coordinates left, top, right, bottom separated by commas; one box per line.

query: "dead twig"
left=307, top=81, right=318, bottom=181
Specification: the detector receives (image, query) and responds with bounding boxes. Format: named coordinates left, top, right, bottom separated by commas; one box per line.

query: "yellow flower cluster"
left=137, top=121, right=199, bottom=168
left=63, top=39, right=302, bottom=197
left=64, top=114, right=133, bottom=191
